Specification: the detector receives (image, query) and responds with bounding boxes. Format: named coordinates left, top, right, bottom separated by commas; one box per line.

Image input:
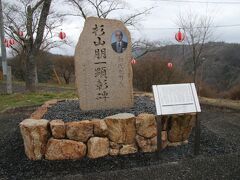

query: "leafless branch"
left=121, top=7, right=153, bottom=27
left=64, top=0, right=153, bottom=27
left=176, top=10, right=214, bottom=84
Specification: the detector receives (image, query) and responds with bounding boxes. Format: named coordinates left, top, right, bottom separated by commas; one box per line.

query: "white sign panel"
left=152, top=83, right=201, bottom=115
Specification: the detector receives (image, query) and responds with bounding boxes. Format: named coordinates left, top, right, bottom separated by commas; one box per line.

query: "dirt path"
left=200, top=106, right=240, bottom=145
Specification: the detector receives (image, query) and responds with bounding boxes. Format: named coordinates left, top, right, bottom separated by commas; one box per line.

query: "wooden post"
left=194, top=114, right=200, bottom=155
left=53, top=67, right=61, bottom=85
left=156, top=115, right=162, bottom=158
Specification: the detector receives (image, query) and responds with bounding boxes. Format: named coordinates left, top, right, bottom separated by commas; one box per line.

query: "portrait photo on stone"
left=111, top=30, right=128, bottom=53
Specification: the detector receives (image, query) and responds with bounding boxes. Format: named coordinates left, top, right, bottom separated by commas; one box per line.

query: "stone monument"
left=75, top=17, right=133, bottom=110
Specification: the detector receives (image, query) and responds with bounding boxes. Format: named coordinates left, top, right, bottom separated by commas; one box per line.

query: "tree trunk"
left=25, top=52, right=37, bottom=92
left=193, top=60, right=199, bottom=93
left=192, top=45, right=197, bottom=84
left=63, top=74, right=70, bottom=84
left=193, top=67, right=197, bottom=83
left=25, top=0, right=52, bottom=92
left=34, top=63, right=38, bottom=84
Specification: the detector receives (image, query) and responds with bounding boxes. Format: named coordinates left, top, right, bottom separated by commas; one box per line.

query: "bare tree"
left=52, top=55, right=74, bottom=84
left=176, top=11, right=213, bottom=85
left=132, top=39, right=172, bottom=59
left=132, top=39, right=155, bottom=58
left=64, top=0, right=153, bottom=27
left=3, top=0, right=66, bottom=91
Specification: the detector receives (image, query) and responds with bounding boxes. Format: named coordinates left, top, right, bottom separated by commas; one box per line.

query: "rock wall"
left=20, top=111, right=196, bottom=160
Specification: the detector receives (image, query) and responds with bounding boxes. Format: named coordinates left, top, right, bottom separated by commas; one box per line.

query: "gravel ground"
left=0, top=97, right=240, bottom=179
left=43, top=96, right=155, bottom=121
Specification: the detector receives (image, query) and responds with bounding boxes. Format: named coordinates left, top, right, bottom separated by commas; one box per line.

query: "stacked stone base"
left=20, top=111, right=196, bottom=160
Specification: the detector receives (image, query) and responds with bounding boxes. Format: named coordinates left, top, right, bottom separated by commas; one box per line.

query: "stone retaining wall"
left=19, top=100, right=196, bottom=160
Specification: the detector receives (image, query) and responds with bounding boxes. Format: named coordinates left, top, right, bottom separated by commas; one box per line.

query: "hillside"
left=138, top=42, right=240, bottom=92
left=3, top=42, right=240, bottom=98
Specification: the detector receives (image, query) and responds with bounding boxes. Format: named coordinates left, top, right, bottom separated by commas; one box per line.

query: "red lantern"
left=5, top=41, right=10, bottom=48
left=175, top=29, right=185, bottom=42
left=131, top=58, right=137, bottom=65
left=9, top=38, right=15, bottom=45
left=18, top=31, right=24, bottom=37
left=59, top=31, right=66, bottom=40
left=167, top=62, right=173, bottom=69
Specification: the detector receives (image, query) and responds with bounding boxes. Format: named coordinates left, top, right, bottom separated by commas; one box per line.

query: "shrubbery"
left=220, top=85, right=240, bottom=100
left=132, top=54, right=190, bottom=92
left=8, top=52, right=75, bottom=84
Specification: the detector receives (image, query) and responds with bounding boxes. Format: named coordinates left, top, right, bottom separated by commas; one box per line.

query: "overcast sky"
left=39, top=0, right=240, bottom=55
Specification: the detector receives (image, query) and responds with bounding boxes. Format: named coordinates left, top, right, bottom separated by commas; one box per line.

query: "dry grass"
left=135, top=91, right=240, bottom=110
left=199, top=97, right=240, bottom=110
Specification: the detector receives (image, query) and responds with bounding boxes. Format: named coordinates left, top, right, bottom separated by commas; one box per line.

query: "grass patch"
left=1, top=89, right=239, bottom=113
left=0, top=91, right=77, bottom=113
left=0, top=80, right=76, bottom=89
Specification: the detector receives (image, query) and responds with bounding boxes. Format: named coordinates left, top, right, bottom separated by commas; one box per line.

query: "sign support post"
left=156, top=115, right=162, bottom=158
left=194, top=114, right=200, bottom=155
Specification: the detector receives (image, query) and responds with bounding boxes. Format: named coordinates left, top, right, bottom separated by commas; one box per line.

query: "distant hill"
left=4, top=42, right=239, bottom=96
left=138, top=42, right=240, bottom=92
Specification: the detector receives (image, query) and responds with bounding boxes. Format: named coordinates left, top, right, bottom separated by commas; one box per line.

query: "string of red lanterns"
left=3, top=29, right=67, bottom=49
left=3, top=28, right=184, bottom=50
left=4, top=38, right=15, bottom=48
left=3, top=28, right=184, bottom=47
